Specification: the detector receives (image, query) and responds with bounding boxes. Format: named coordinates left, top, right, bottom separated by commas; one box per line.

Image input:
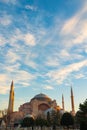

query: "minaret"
left=62, top=94, right=65, bottom=111
left=71, top=87, right=75, bottom=116
left=8, top=81, right=14, bottom=114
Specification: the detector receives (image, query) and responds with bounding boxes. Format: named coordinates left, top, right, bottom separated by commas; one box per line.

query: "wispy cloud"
left=23, top=33, right=36, bottom=46
left=5, top=50, right=20, bottom=64
left=0, top=69, right=36, bottom=94
left=0, top=29, right=36, bottom=46
left=25, top=5, right=37, bottom=11
left=0, top=0, right=87, bottom=100
left=0, top=74, right=7, bottom=82
left=0, top=15, right=12, bottom=26
left=0, top=74, right=11, bottom=94
left=45, top=57, right=59, bottom=67
left=60, top=15, right=78, bottom=35
left=0, top=35, right=7, bottom=45
left=46, top=60, right=87, bottom=84
left=43, top=85, right=54, bottom=90
left=58, top=1, right=87, bottom=51
left=0, top=86, right=9, bottom=94
left=1, top=0, right=17, bottom=4
left=75, top=73, right=85, bottom=79
left=13, top=29, right=36, bottom=46
left=60, top=2, right=87, bottom=36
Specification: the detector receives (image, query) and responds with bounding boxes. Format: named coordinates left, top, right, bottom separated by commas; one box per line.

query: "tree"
left=21, top=117, right=34, bottom=130
left=60, top=112, right=74, bottom=129
left=75, top=99, right=87, bottom=130
left=46, top=110, right=60, bottom=130
left=35, top=116, right=47, bottom=130
left=55, top=110, right=61, bottom=126
left=51, top=110, right=61, bottom=128
left=47, top=111, right=51, bottom=126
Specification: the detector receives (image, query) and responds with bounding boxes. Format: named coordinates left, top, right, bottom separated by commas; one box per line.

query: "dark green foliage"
left=75, top=99, right=87, bottom=123
left=60, top=112, right=74, bottom=128
left=47, top=112, right=51, bottom=126
left=51, top=110, right=61, bottom=126
left=21, top=117, right=34, bottom=127
left=79, top=99, right=87, bottom=113
left=46, top=110, right=61, bottom=127
left=51, top=110, right=56, bottom=124
left=75, top=99, right=87, bottom=130
left=35, top=116, right=47, bottom=127
left=55, top=110, right=61, bottom=126
left=80, top=121, right=87, bottom=130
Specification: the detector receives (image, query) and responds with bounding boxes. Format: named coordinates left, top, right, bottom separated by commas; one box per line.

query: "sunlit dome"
left=31, top=93, right=52, bottom=102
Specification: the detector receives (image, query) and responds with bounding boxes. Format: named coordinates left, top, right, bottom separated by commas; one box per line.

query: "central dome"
left=31, top=93, right=52, bottom=101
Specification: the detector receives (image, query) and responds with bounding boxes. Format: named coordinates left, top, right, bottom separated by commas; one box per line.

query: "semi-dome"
left=31, top=93, right=52, bottom=102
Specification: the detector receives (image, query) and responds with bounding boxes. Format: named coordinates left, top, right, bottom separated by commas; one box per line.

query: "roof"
left=31, top=93, right=52, bottom=102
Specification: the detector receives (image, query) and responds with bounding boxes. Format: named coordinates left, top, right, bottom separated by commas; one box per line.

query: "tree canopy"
left=75, top=99, right=87, bottom=130
left=76, top=99, right=87, bottom=123
left=21, top=117, right=34, bottom=127
left=60, top=112, right=74, bottom=128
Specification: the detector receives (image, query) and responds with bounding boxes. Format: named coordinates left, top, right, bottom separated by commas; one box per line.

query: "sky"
left=0, top=0, right=87, bottom=112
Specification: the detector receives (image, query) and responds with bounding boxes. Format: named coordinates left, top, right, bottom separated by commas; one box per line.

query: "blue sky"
left=0, top=0, right=87, bottom=112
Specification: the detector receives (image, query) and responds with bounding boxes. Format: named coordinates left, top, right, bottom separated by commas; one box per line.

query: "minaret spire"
left=62, top=94, right=65, bottom=111
left=8, top=80, right=14, bottom=114
left=71, top=86, right=75, bottom=116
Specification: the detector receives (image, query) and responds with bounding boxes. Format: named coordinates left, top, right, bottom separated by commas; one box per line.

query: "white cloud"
left=45, top=49, right=83, bottom=68
left=21, top=82, right=30, bottom=87
left=43, top=85, right=54, bottom=90
left=47, top=60, right=87, bottom=84
left=25, top=5, right=37, bottom=11
left=0, top=35, right=7, bottom=45
left=73, top=21, right=87, bottom=44
left=0, top=29, right=36, bottom=47
left=14, top=70, right=35, bottom=81
left=0, top=74, right=11, bottom=94
left=1, top=0, right=16, bottom=4
left=61, top=2, right=87, bottom=35
left=45, top=57, right=59, bottom=67
left=61, top=20, right=87, bottom=49
left=75, top=73, right=84, bottom=79
left=5, top=50, right=20, bottom=64
left=0, top=69, right=36, bottom=94
left=0, top=32, right=36, bottom=49
left=9, top=29, right=36, bottom=46
left=60, top=15, right=78, bottom=35
left=24, top=33, right=36, bottom=46
left=0, top=15, right=12, bottom=26
left=0, top=74, right=7, bottom=82
left=26, top=61, right=38, bottom=69
left=0, top=86, right=9, bottom=94
left=59, top=50, right=70, bottom=57
left=59, top=50, right=83, bottom=61
left=5, top=63, right=20, bottom=72
left=60, top=1, right=87, bottom=49
left=19, top=49, right=38, bottom=69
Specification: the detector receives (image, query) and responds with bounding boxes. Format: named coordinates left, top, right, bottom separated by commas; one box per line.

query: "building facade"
left=7, top=81, right=75, bottom=125
left=19, top=93, right=61, bottom=117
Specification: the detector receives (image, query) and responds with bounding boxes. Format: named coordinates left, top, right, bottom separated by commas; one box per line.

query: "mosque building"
left=19, top=93, right=61, bottom=117
left=7, top=81, right=75, bottom=124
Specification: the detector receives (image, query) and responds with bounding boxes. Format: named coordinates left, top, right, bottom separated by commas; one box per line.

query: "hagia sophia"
left=7, top=81, right=75, bottom=125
